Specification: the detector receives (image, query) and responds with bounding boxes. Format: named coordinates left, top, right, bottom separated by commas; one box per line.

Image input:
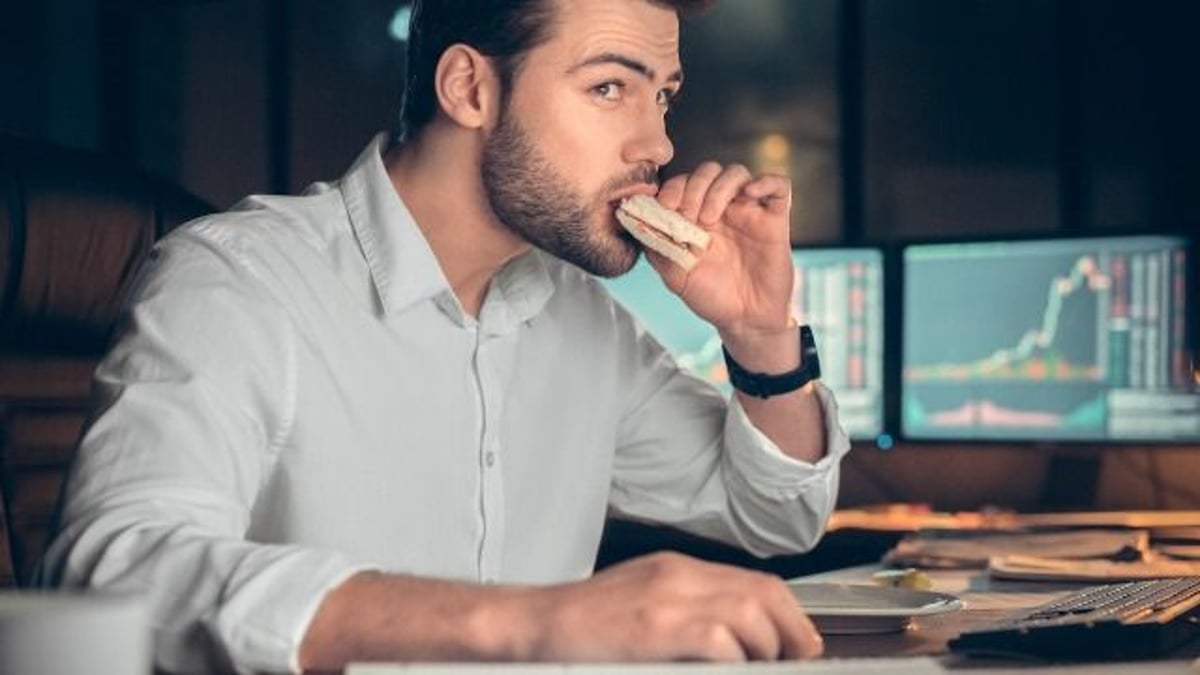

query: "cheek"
left=559, top=147, right=609, bottom=200
left=526, top=96, right=628, bottom=195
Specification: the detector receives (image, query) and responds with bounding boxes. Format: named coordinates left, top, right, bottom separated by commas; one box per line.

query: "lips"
left=609, top=184, right=660, bottom=206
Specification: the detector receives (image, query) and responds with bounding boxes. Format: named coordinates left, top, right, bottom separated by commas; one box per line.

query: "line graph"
left=905, top=255, right=1109, bottom=383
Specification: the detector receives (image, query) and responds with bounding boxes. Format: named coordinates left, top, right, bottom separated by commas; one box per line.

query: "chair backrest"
left=0, top=134, right=213, bottom=586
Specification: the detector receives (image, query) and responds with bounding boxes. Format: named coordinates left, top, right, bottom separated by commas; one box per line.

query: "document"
left=988, top=553, right=1200, bottom=581
left=1012, top=511, right=1200, bottom=529
left=883, top=529, right=1150, bottom=569
left=1159, top=544, right=1200, bottom=560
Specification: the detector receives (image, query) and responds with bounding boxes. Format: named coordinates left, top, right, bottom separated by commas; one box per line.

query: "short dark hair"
left=397, top=0, right=713, bottom=141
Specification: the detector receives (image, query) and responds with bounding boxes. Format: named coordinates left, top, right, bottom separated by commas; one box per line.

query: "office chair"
left=0, top=133, right=212, bottom=586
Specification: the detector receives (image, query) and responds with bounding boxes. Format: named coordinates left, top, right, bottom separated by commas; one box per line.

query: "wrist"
left=463, top=585, right=546, bottom=660
left=299, top=572, right=548, bottom=667
left=718, top=318, right=800, bottom=374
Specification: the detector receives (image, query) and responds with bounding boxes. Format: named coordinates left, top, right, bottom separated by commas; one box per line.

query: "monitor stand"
left=1038, top=448, right=1102, bottom=510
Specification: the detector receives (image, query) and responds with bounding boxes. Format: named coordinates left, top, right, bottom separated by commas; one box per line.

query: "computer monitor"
left=603, top=248, right=885, bottom=440
left=902, top=235, right=1200, bottom=442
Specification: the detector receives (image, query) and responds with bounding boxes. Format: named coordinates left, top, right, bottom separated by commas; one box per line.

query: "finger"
left=698, top=164, right=753, bottom=226
left=677, top=161, right=723, bottom=222
left=759, top=577, right=824, bottom=659
left=679, top=622, right=747, bottom=662
left=739, top=174, right=792, bottom=215
left=714, top=594, right=783, bottom=661
left=643, top=246, right=691, bottom=297
left=782, top=608, right=824, bottom=659
left=656, top=174, right=689, bottom=210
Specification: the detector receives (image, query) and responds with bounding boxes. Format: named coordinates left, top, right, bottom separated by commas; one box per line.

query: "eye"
left=657, top=88, right=679, bottom=111
left=593, top=81, right=624, bottom=102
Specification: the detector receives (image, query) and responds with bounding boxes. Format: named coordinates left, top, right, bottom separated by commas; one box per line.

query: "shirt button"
left=485, top=452, right=496, bottom=467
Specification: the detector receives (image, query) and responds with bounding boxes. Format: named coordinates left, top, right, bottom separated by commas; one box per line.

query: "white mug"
left=0, top=591, right=150, bottom=675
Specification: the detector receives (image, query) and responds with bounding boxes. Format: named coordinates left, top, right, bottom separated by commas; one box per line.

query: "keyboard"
left=949, top=576, right=1200, bottom=661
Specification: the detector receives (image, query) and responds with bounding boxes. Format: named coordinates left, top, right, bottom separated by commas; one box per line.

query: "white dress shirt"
left=38, top=135, right=851, bottom=673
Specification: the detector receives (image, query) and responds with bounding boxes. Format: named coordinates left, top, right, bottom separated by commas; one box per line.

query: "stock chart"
left=903, top=236, right=1199, bottom=441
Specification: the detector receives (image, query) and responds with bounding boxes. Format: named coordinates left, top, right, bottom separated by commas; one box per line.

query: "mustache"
left=601, top=165, right=660, bottom=196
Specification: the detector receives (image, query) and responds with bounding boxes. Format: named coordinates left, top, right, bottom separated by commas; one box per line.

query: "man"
left=40, top=0, right=851, bottom=671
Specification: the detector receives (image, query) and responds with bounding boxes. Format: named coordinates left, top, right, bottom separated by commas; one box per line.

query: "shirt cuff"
left=723, top=382, right=852, bottom=501
left=210, top=550, right=379, bottom=673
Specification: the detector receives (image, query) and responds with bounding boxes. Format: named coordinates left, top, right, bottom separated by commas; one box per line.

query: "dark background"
left=3, top=0, right=1199, bottom=517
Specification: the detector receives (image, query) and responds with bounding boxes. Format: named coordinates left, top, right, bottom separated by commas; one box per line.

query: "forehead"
left=538, top=0, right=682, bottom=75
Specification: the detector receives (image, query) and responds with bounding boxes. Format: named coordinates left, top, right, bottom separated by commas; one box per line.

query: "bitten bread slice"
left=616, top=195, right=712, bottom=270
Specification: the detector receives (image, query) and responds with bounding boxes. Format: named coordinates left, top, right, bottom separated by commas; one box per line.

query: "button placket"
left=474, top=335, right=506, bottom=583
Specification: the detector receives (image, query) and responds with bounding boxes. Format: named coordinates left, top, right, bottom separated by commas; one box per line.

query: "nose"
left=623, top=110, right=675, bottom=169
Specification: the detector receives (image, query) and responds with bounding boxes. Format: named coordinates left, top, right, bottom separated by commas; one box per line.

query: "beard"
left=481, top=109, right=654, bottom=278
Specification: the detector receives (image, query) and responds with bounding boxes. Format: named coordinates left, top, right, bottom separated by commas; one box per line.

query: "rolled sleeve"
left=610, top=313, right=853, bottom=556
left=217, top=553, right=375, bottom=673
left=722, top=383, right=852, bottom=501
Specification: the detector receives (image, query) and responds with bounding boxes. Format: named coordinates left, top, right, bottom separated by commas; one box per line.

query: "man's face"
left=481, top=0, right=682, bottom=277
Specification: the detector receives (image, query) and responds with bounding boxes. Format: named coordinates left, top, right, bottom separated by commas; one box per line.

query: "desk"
left=348, top=564, right=1198, bottom=674
left=795, top=563, right=1200, bottom=673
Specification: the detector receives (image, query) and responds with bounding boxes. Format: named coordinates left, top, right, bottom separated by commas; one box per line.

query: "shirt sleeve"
left=609, top=313, right=852, bottom=558
left=35, top=228, right=373, bottom=674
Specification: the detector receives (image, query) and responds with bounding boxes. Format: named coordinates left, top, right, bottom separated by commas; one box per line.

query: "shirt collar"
left=481, top=249, right=555, bottom=335
left=338, top=134, right=554, bottom=332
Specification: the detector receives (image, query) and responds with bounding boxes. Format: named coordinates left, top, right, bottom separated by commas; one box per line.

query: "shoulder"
left=150, top=185, right=357, bottom=291
left=174, top=186, right=345, bottom=256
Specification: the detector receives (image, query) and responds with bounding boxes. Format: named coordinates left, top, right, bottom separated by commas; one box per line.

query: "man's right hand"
left=300, top=552, right=823, bottom=670
left=523, top=552, right=824, bottom=662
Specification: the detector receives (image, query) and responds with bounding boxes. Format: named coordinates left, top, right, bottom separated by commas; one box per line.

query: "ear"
left=433, top=44, right=499, bottom=130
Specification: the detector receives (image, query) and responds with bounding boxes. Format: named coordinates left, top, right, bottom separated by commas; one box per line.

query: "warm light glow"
left=754, top=133, right=792, bottom=175
left=389, top=5, right=412, bottom=42
left=759, top=133, right=791, bottom=164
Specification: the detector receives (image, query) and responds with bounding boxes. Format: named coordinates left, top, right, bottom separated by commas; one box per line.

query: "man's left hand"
left=649, top=161, right=795, bottom=339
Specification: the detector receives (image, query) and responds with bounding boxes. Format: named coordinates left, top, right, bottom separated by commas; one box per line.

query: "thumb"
left=642, top=249, right=689, bottom=295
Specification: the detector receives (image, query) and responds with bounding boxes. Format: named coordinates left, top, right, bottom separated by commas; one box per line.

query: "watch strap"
left=723, top=325, right=821, bottom=399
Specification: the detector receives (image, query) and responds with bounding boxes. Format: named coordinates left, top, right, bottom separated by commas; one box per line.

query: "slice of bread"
left=618, top=196, right=712, bottom=250
left=615, top=209, right=699, bottom=270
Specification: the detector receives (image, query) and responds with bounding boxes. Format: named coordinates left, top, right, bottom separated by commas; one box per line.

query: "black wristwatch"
left=723, top=325, right=821, bottom=399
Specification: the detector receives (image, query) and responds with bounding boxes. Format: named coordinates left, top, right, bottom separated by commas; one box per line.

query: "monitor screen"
left=902, top=235, right=1200, bottom=442
left=603, top=248, right=885, bottom=440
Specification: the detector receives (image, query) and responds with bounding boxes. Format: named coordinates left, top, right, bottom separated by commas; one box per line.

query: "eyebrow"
left=567, top=52, right=684, bottom=85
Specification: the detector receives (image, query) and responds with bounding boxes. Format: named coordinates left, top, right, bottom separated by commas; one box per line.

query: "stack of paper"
left=882, top=529, right=1150, bottom=569
left=988, top=552, right=1200, bottom=581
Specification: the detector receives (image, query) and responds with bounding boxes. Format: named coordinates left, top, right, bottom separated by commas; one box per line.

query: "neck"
left=383, top=124, right=529, bottom=317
